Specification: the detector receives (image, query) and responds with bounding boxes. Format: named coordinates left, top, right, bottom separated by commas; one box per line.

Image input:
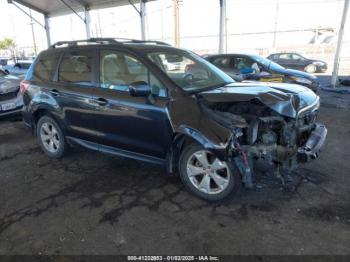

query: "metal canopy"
left=8, top=0, right=152, bottom=17
left=8, top=0, right=151, bottom=46
left=8, top=0, right=227, bottom=54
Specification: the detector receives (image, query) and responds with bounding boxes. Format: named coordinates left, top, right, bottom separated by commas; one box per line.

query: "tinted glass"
left=232, top=57, right=254, bottom=70
left=270, top=54, right=278, bottom=60
left=100, top=50, right=167, bottom=97
left=33, top=54, right=59, bottom=82
left=58, top=51, right=93, bottom=85
left=147, top=51, right=233, bottom=92
left=212, top=57, right=231, bottom=69
left=291, top=54, right=305, bottom=60
left=279, top=54, right=291, bottom=59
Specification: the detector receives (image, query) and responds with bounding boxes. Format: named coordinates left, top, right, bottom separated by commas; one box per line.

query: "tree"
left=0, top=38, right=17, bottom=61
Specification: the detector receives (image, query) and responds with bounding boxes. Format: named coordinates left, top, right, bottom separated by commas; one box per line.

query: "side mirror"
left=129, top=81, right=151, bottom=97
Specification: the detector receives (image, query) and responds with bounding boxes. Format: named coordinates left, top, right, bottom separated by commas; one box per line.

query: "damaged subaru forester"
left=22, top=38, right=327, bottom=201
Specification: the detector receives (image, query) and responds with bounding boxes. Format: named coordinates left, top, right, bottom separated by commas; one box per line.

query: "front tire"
left=178, top=143, right=241, bottom=202
left=305, top=64, right=316, bottom=73
left=36, top=116, right=67, bottom=159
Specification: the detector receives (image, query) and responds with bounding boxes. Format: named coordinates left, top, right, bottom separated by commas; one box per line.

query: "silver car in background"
left=0, top=69, right=23, bottom=118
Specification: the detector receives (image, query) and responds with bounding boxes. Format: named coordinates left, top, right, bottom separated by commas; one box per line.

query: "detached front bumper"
left=298, top=123, right=327, bottom=162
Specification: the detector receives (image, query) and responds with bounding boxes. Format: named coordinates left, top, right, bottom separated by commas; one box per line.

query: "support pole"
left=331, top=0, right=349, bottom=88
left=44, top=15, right=51, bottom=47
left=219, top=0, right=226, bottom=54
left=29, top=9, right=37, bottom=55
left=272, top=0, right=279, bottom=48
left=173, top=0, right=180, bottom=47
left=85, top=6, right=91, bottom=39
left=140, top=0, right=146, bottom=40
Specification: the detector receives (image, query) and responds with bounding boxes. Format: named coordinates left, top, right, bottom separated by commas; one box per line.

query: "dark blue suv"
left=21, top=38, right=327, bottom=201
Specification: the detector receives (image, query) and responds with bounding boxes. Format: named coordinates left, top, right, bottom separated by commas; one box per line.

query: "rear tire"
left=36, top=116, right=67, bottom=159
left=305, top=64, right=316, bottom=74
left=178, top=143, right=241, bottom=202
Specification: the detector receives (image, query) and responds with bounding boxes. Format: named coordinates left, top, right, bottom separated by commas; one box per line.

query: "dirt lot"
left=0, top=88, right=349, bottom=255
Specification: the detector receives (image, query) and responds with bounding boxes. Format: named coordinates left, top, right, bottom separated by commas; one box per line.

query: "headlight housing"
left=290, top=76, right=312, bottom=85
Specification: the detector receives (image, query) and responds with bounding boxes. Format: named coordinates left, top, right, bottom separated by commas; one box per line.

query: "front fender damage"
left=194, top=95, right=327, bottom=189
left=166, top=86, right=326, bottom=189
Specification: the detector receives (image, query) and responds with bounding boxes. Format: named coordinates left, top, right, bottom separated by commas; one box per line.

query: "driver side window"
left=100, top=50, right=167, bottom=97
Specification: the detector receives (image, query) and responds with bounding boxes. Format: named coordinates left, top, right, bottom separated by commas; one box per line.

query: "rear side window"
left=33, top=54, right=59, bottom=81
left=58, top=51, right=93, bottom=85
left=279, top=54, right=291, bottom=59
left=269, top=54, right=278, bottom=60
left=232, top=57, right=255, bottom=70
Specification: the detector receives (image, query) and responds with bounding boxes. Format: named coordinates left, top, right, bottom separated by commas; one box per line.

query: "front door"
left=92, top=49, right=173, bottom=159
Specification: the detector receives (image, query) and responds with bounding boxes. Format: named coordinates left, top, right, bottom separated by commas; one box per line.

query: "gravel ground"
left=0, top=88, right=349, bottom=255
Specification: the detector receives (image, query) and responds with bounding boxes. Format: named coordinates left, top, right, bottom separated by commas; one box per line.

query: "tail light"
left=20, top=80, right=29, bottom=94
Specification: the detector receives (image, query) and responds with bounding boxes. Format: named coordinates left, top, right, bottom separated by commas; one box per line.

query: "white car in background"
left=0, top=69, right=23, bottom=118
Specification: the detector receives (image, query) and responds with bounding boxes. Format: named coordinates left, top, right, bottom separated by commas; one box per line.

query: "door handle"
left=50, top=89, right=60, bottom=97
left=93, top=97, right=108, bottom=106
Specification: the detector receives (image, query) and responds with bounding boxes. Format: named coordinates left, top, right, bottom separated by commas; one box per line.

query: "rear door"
left=46, top=48, right=98, bottom=141
left=275, top=53, right=293, bottom=68
left=91, top=49, right=172, bottom=159
left=290, top=53, right=308, bottom=70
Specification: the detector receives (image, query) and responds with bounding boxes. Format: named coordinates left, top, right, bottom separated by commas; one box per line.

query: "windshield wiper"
left=191, top=81, right=232, bottom=94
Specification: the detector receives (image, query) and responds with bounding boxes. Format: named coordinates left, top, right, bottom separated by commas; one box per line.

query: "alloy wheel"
left=40, top=122, right=60, bottom=153
left=186, top=150, right=231, bottom=195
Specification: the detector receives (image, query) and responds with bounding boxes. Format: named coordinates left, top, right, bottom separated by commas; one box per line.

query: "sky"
left=0, top=0, right=349, bottom=56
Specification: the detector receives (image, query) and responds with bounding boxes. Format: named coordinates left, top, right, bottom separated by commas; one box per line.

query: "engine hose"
left=234, top=142, right=254, bottom=188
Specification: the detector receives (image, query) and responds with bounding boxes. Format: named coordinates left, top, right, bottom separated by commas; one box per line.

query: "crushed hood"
left=198, top=82, right=319, bottom=118
left=0, top=76, right=20, bottom=94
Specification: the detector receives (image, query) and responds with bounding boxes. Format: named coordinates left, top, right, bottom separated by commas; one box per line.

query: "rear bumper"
left=298, top=123, right=327, bottom=162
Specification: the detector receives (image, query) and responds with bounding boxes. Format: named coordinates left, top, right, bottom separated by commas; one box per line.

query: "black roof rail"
left=50, top=38, right=171, bottom=49
left=50, top=38, right=121, bottom=48
left=112, top=38, right=171, bottom=46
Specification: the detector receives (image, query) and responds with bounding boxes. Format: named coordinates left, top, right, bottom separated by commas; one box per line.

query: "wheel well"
left=32, top=109, right=57, bottom=134
left=33, top=109, right=49, bottom=125
left=167, top=134, right=198, bottom=174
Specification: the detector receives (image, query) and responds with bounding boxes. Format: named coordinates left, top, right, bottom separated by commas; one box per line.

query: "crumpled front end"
left=199, top=92, right=327, bottom=188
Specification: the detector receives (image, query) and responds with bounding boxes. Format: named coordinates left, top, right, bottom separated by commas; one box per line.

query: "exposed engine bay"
left=199, top=97, right=326, bottom=188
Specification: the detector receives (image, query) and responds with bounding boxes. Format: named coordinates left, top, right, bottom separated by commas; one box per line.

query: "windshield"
left=147, top=50, right=234, bottom=92
left=252, top=55, right=285, bottom=71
